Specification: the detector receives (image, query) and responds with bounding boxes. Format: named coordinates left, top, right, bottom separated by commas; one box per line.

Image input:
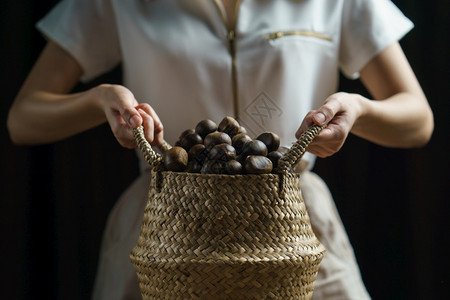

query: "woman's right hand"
left=8, top=41, right=164, bottom=147
left=96, top=84, right=164, bottom=149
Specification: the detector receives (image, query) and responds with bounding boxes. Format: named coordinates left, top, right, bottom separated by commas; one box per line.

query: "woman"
left=7, top=0, right=433, bottom=299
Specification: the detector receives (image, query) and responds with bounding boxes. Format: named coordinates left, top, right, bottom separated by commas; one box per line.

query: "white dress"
left=37, top=0, right=413, bottom=299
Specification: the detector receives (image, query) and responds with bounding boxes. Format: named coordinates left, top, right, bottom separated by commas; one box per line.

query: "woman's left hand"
left=296, top=42, right=434, bottom=156
left=295, top=92, right=365, bottom=158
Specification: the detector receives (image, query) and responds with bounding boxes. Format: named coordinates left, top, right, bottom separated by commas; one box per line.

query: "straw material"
left=130, top=125, right=326, bottom=299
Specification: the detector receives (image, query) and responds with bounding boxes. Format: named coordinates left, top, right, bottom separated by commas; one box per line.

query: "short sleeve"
left=339, top=0, right=413, bottom=79
left=36, top=0, right=121, bottom=82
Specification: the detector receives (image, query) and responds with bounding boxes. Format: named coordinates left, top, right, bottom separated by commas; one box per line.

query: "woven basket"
left=130, top=125, right=326, bottom=299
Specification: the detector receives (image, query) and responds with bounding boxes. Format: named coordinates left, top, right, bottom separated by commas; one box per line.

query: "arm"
left=7, top=41, right=163, bottom=147
left=296, top=42, right=434, bottom=157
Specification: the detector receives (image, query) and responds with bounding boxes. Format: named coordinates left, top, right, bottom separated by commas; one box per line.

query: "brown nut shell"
left=256, top=132, right=281, bottom=153
left=232, top=133, right=252, bottom=155
left=200, top=159, right=225, bottom=174
left=244, top=155, right=273, bottom=174
left=266, top=150, right=284, bottom=170
left=188, top=144, right=209, bottom=164
left=240, top=139, right=268, bottom=158
left=235, top=154, right=246, bottom=165
left=204, top=131, right=232, bottom=150
left=278, top=146, right=290, bottom=154
left=195, top=119, right=218, bottom=138
left=208, top=143, right=236, bottom=162
left=163, top=146, right=188, bottom=172
left=224, top=160, right=243, bottom=175
left=186, top=160, right=203, bottom=173
left=218, top=116, right=241, bottom=137
left=179, top=129, right=195, bottom=140
left=237, top=126, right=247, bottom=135
left=179, top=132, right=203, bottom=151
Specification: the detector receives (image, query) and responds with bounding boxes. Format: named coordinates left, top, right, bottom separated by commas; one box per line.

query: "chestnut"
left=237, top=126, right=247, bottom=135
left=179, top=128, right=195, bottom=140
left=188, top=143, right=209, bottom=164
left=232, top=133, right=252, bottom=155
left=163, top=146, right=188, bottom=172
left=240, top=139, right=268, bottom=158
left=208, top=143, right=236, bottom=162
left=204, top=131, right=232, bottom=150
left=256, top=132, right=280, bottom=153
left=179, top=132, right=203, bottom=151
left=235, top=154, right=246, bottom=165
left=278, top=146, right=290, bottom=154
left=200, top=159, right=225, bottom=174
left=224, top=160, right=243, bottom=175
left=244, top=155, right=273, bottom=174
left=218, top=116, right=241, bottom=137
left=266, top=150, right=284, bottom=170
left=195, top=119, right=218, bottom=138
left=186, top=160, right=203, bottom=173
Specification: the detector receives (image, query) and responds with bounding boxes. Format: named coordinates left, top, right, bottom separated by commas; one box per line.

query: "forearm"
left=352, top=92, right=433, bottom=148
left=8, top=41, right=162, bottom=147
left=350, top=42, right=434, bottom=148
left=7, top=87, right=106, bottom=145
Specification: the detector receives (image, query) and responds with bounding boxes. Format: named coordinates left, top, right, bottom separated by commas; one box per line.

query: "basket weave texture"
left=130, top=125, right=326, bottom=299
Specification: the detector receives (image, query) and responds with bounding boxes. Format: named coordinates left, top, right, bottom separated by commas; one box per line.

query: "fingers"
left=110, top=86, right=142, bottom=129
left=127, top=113, right=142, bottom=129
left=136, top=103, right=164, bottom=146
left=296, top=93, right=349, bottom=138
left=300, top=125, right=345, bottom=158
left=313, top=93, right=344, bottom=126
left=100, top=85, right=139, bottom=148
left=295, top=93, right=356, bottom=157
left=135, top=103, right=163, bottom=132
left=137, top=108, right=154, bottom=142
left=100, top=85, right=165, bottom=148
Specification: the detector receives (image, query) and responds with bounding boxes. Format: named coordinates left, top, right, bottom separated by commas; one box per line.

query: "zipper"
left=213, top=0, right=242, bottom=120
left=265, top=30, right=332, bottom=42
left=228, top=29, right=238, bottom=120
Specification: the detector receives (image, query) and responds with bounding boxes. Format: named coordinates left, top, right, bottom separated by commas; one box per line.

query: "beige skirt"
left=91, top=170, right=371, bottom=300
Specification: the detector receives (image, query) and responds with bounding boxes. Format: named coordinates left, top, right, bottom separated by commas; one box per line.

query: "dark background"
left=1, top=1, right=448, bottom=299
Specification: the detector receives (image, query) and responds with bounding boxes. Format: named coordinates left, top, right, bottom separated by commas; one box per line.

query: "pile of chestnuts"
left=162, top=116, right=288, bottom=175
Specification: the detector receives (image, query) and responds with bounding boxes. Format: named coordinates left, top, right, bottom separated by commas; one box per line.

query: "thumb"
left=312, top=112, right=327, bottom=126
left=119, top=105, right=142, bottom=128
left=127, top=113, right=142, bottom=128
left=115, top=101, right=142, bottom=128
left=312, top=94, right=344, bottom=126
left=312, top=102, right=336, bottom=126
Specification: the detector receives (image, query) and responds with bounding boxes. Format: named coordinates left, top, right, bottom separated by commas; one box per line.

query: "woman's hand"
left=96, top=84, right=164, bottom=148
left=7, top=41, right=164, bottom=148
left=295, top=42, right=434, bottom=157
left=296, top=92, right=365, bottom=158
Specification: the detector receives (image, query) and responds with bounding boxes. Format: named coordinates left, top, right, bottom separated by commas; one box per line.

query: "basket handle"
left=132, top=125, right=171, bottom=168
left=275, top=124, right=325, bottom=174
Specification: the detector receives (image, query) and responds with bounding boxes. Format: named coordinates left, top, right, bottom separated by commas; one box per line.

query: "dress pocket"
left=265, top=30, right=333, bottom=45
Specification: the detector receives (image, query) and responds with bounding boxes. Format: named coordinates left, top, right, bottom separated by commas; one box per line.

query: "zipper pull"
left=228, top=30, right=235, bottom=42
left=228, top=30, right=236, bottom=54
left=265, top=31, right=283, bottom=40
